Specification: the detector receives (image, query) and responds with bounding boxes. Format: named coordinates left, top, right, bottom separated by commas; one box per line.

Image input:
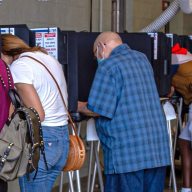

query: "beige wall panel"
left=132, top=0, right=162, bottom=32
left=169, top=12, right=184, bottom=35
left=0, top=0, right=112, bottom=32
left=103, top=1, right=112, bottom=31
left=125, top=0, right=133, bottom=32
left=183, top=14, right=192, bottom=35
left=0, top=0, right=191, bottom=35
left=131, top=0, right=192, bottom=35
left=91, top=0, right=111, bottom=32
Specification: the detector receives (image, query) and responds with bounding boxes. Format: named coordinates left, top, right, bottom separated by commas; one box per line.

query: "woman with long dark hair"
left=1, top=34, right=69, bottom=192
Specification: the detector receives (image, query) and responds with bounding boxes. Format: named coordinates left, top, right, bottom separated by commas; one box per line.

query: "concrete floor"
left=8, top=139, right=183, bottom=192
left=7, top=167, right=182, bottom=192
left=52, top=168, right=183, bottom=192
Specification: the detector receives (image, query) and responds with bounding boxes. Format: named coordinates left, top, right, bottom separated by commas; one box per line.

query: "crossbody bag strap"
left=20, top=55, right=82, bottom=145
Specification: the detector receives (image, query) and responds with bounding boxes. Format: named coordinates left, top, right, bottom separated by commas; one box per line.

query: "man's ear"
left=98, top=41, right=106, bottom=50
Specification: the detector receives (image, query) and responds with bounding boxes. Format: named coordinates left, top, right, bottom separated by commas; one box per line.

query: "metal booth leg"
left=167, top=120, right=177, bottom=192
left=86, top=118, right=103, bottom=192
left=59, top=171, right=75, bottom=192
left=75, top=170, right=81, bottom=192
left=87, top=141, right=94, bottom=192
left=68, top=171, right=75, bottom=192
left=169, top=98, right=183, bottom=189
left=59, top=171, right=64, bottom=192
left=90, top=141, right=104, bottom=192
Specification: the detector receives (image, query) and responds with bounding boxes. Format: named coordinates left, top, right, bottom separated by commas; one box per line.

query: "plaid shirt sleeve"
left=88, top=66, right=117, bottom=119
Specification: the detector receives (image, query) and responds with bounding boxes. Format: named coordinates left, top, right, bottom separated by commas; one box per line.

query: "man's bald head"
left=93, top=31, right=123, bottom=59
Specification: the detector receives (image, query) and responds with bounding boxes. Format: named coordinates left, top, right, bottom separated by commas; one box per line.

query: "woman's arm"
left=15, top=83, right=45, bottom=122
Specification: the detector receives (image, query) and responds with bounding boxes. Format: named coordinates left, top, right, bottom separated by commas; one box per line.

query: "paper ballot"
left=163, top=101, right=177, bottom=120
left=86, top=118, right=99, bottom=141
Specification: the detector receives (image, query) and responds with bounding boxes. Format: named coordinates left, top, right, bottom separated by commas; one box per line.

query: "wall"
left=131, top=0, right=162, bottom=32
left=130, top=0, right=192, bottom=35
left=170, top=11, right=184, bottom=35
left=125, top=0, right=133, bottom=32
left=1, top=1, right=192, bottom=191
left=183, top=14, right=192, bottom=35
left=0, top=0, right=191, bottom=35
left=0, top=0, right=111, bottom=32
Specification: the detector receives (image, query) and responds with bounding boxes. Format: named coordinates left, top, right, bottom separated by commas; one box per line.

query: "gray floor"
left=8, top=140, right=183, bottom=192
left=7, top=166, right=182, bottom=192
left=52, top=167, right=183, bottom=192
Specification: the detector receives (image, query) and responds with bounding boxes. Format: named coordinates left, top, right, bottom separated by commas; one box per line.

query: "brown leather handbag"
left=21, top=56, right=86, bottom=171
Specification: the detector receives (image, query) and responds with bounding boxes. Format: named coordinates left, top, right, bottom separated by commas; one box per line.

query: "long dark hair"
left=1, top=34, right=48, bottom=56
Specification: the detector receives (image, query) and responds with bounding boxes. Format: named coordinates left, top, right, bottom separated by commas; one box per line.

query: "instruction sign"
left=31, top=27, right=58, bottom=59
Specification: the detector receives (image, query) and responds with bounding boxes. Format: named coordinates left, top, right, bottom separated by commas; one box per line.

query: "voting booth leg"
left=75, top=123, right=83, bottom=192
left=167, top=119, right=178, bottom=192
left=90, top=141, right=104, bottom=192
left=169, top=98, right=183, bottom=189
left=68, top=172, right=75, bottom=192
left=86, top=118, right=103, bottom=192
left=87, top=141, right=94, bottom=192
left=177, top=98, right=184, bottom=134
left=59, top=171, right=64, bottom=192
left=59, top=171, right=75, bottom=192
left=67, top=171, right=81, bottom=192
left=87, top=141, right=102, bottom=192
left=75, top=170, right=81, bottom=192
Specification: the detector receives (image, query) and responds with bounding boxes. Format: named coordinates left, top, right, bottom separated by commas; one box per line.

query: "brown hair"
left=1, top=34, right=47, bottom=56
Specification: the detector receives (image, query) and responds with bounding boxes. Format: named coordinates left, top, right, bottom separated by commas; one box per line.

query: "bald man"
left=78, top=32, right=170, bottom=192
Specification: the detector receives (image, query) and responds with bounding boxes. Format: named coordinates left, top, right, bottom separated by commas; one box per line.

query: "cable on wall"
left=140, top=0, right=192, bottom=32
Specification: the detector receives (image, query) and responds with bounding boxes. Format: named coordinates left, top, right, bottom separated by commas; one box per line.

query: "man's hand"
left=78, top=101, right=88, bottom=113
left=77, top=101, right=99, bottom=117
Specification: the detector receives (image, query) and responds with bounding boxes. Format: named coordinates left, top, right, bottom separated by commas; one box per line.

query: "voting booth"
left=0, top=24, right=35, bottom=46
left=180, top=35, right=192, bottom=53
left=146, top=32, right=172, bottom=96
left=63, top=31, right=172, bottom=113
left=0, top=26, right=173, bottom=115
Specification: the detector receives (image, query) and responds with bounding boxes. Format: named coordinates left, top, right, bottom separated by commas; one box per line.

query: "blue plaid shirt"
left=88, top=44, right=170, bottom=174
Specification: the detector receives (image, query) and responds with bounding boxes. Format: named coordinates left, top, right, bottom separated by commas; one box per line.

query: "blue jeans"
left=104, top=166, right=167, bottom=192
left=19, top=125, right=69, bottom=192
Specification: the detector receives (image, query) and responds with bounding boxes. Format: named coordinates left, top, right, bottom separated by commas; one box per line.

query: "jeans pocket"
left=43, top=137, right=63, bottom=169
